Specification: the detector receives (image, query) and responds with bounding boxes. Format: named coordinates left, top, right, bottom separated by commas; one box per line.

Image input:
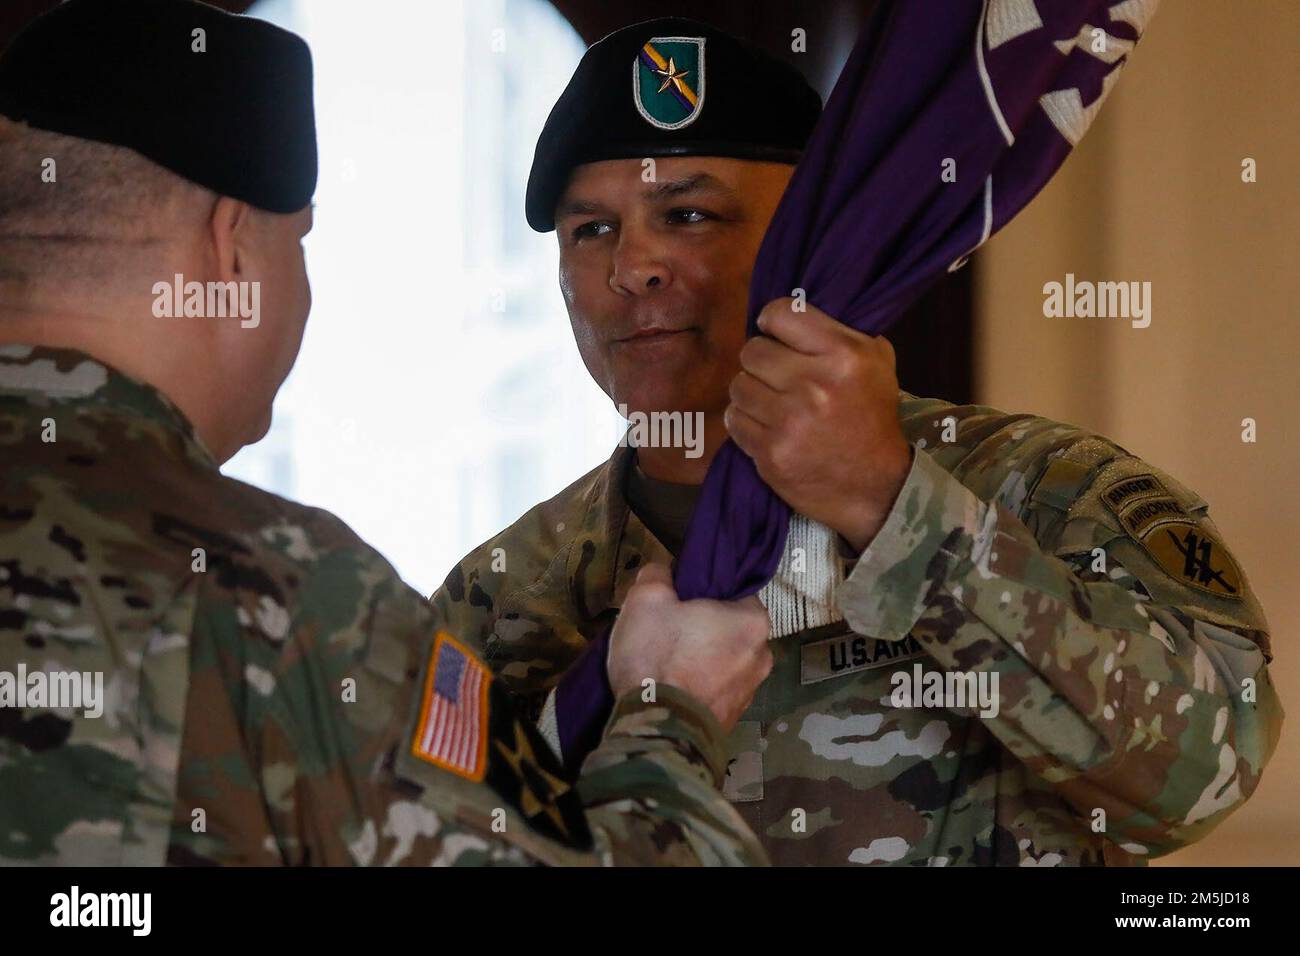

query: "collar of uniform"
left=569, top=388, right=918, bottom=620
left=566, top=441, right=673, bottom=622
left=0, top=343, right=218, bottom=470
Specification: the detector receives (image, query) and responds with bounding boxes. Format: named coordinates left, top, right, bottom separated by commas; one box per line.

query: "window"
left=227, top=0, right=622, bottom=595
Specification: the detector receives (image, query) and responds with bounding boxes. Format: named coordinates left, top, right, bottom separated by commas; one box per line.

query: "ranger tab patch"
left=1101, top=474, right=1243, bottom=599
left=412, top=633, right=491, bottom=780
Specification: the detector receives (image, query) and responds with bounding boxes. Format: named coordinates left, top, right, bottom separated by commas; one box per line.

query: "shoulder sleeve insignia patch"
left=1139, top=521, right=1244, bottom=599
left=411, top=632, right=491, bottom=781
left=1101, top=474, right=1243, bottom=600
left=484, top=693, right=592, bottom=848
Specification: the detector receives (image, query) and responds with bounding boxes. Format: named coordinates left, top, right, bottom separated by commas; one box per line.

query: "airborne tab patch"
left=1120, top=497, right=1186, bottom=537
left=1102, top=473, right=1189, bottom=538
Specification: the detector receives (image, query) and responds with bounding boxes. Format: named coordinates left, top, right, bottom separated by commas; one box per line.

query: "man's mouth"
left=613, top=326, right=695, bottom=345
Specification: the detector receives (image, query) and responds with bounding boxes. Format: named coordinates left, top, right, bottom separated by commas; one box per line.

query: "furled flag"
left=548, top=0, right=1160, bottom=771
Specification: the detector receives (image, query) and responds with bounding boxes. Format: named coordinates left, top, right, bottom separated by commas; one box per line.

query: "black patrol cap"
left=525, top=17, right=822, bottom=232
left=0, top=0, right=316, bottom=214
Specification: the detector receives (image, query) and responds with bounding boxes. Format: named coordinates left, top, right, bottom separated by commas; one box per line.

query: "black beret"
left=526, top=17, right=821, bottom=232
left=0, top=0, right=316, bottom=214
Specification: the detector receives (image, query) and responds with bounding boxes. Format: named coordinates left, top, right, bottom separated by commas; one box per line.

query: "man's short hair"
left=0, top=115, right=214, bottom=286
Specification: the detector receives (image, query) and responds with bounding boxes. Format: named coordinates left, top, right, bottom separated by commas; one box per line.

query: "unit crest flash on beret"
left=634, top=36, right=706, bottom=130
left=525, top=17, right=822, bottom=232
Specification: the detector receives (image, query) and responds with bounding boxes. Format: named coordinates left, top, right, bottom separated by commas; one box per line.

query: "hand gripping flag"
left=548, top=0, right=1160, bottom=772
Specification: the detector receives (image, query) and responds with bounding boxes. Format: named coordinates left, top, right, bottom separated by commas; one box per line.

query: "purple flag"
left=675, top=0, right=1158, bottom=600
left=556, top=0, right=1159, bottom=768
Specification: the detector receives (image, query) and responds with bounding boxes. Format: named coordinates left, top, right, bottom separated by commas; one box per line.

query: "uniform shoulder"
left=895, top=390, right=1211, bottom=518
left=3, top=372, right=402, bottom=604
left=433, top=454, right=613, bottom=603
left=896, top=389, right=1123, bottom=513
left=201, top=472, right=420, bottom=639
left=214, top=472, right=397, bottom=575
left=895, top=391, right=1266, bottom=642
left=897, top=389, right=1104, bottom=451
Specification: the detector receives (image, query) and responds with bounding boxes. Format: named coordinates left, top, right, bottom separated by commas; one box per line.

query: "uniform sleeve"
left=386, top=634, right=768, bottom=866
left=836, top=444, right=1284, bottom=860
left=577, top=685, right=770, bottom=866
left=428, top=557, right=580, bottom=723
left=248, top=548, right=764, bottom=866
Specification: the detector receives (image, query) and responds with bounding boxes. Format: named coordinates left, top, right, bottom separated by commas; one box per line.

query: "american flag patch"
left=411, top=633, right=491, bottom=780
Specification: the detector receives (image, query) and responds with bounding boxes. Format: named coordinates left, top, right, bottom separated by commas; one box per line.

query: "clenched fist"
left=608, top=563, right=773, bottom=732
left=724, top=297, right=913, bottom=553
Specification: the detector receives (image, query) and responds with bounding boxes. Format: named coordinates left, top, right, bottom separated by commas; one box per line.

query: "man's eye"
left=667, top=208, right=713, bottom=224
left=572, top=221, right=613, bottom=241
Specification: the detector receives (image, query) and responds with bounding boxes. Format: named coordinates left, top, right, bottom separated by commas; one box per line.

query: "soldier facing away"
left=429, top=17, right=1283, bottom=865
left=0, top=0, right=774, bottom=866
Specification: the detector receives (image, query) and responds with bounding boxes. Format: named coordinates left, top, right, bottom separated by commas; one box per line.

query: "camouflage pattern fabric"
left=431, top=392, right=1283, bottom=866
left=0, top=344, right=767, bottom=867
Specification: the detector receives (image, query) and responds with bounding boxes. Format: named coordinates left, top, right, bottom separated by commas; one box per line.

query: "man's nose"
left=610, top=236, right=672, bottom=295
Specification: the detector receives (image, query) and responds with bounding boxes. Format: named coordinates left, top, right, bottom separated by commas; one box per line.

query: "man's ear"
left=208, top=196, right=255, bottom=284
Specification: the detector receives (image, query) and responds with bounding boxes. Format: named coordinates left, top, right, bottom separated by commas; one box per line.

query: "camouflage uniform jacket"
left=0, top=344, right=767, bottom=866
left=431, top=391, right=1283, bottom=866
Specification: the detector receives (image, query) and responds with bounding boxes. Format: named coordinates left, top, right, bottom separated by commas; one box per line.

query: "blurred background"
left=973, top=0, right=1300, bottom=867
left=2, top=0, right=1293, bottom=865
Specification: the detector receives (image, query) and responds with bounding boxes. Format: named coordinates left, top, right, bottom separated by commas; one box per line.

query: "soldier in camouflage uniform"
left=0, top=346, right=770, bottom=867
left=435, top=385, right=1282, bottom=865
left=429, top=18, right=1283, bottom=866
left=0, top=0, right=772, bottom=867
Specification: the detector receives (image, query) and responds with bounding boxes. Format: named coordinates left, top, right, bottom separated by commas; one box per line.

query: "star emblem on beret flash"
left=653, top=56, right=691, bottom=95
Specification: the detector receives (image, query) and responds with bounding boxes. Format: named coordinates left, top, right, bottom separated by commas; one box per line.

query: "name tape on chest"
left=801, top=632, right=925, bottom=685
left=1101, top=473, right=1242, bottom=600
